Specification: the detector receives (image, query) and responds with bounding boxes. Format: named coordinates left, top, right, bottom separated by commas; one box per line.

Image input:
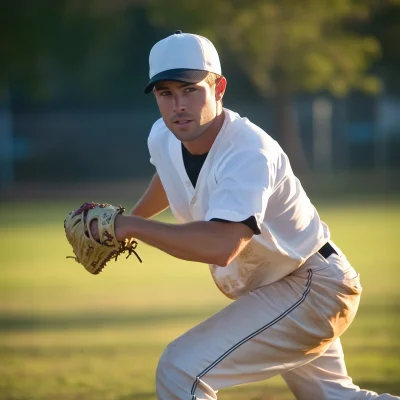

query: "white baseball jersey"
left=148, top=108, right=330, bottom=299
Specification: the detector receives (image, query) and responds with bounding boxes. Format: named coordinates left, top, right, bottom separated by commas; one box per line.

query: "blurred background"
left=1, top=0, right=400, bottom=195
left=0, top=1, right=399, bottom=399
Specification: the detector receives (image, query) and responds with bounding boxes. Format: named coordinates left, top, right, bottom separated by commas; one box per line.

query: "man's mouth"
left=174, top=120, right=191, bottom=125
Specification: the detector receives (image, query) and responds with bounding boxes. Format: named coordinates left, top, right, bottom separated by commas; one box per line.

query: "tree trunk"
left=274, top=89, right=309, bottom=174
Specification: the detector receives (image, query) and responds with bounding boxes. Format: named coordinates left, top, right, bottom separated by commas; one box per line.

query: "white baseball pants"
left=155, top=248, right=399, bottom=400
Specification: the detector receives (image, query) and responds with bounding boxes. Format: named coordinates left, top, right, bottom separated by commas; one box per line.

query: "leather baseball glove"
left=64, top=202, right=142, bottom=274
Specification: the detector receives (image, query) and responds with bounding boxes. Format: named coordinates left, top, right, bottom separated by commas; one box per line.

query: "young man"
left=113, top=31, right=399, bottom=399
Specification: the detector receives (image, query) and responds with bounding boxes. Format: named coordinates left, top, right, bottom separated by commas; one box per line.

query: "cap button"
left=174, top=30, right=183, bottom=34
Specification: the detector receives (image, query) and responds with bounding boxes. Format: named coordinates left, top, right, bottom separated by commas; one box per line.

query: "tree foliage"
left=0, top=0, right=122, bottom=98
left=147, top=0, right=382, bottom=98
left=366, top=0, right=400, bottom=93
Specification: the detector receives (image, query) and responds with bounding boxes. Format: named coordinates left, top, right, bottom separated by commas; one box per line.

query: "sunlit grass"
left=0, top=199, right=399, bottom=399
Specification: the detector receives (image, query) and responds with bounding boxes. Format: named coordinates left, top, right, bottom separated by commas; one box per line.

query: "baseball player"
left=111, top=31, right=399, bottom=399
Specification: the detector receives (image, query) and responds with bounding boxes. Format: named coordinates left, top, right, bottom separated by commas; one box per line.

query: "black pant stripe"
left=190, top=269, right=313, bottom=398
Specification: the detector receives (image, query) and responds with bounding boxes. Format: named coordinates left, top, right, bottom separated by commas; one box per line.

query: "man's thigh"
left=158, top=270, right=334, bottom=396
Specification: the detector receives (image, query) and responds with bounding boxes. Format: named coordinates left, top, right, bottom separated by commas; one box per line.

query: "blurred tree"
left=0, top=0, right=129, bottom=102
left=0, top=0, right=147, bottom=184
left=363, top=0, right=400, bottom=94
left=146, top=0, right=382, bottom=172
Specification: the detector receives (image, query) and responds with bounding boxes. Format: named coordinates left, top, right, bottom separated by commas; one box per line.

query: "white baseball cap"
left=144, top=30, right=222, bottom=94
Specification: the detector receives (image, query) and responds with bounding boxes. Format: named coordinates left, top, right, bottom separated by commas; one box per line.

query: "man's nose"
left=173, top=95, right=186, bottom=112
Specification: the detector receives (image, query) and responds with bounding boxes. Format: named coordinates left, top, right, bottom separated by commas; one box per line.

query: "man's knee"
left=156, top=340, right=192, bottom=396
left=155, top=340, right=217, bottom=399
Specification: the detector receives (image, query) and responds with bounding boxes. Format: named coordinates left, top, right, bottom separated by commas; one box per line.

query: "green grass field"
left=0, top=197, right=399, bottom=400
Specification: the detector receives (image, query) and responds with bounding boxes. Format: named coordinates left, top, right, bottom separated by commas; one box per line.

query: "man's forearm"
left=116, top=216, right=252, bottom=266
left=130, top=173, right=169, bottom=219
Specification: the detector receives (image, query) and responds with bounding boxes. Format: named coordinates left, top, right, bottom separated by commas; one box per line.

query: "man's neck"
left=183, top=109, right=225, bottom=155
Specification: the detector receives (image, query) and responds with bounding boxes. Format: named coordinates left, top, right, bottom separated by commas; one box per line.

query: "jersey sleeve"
left=205, top=149, right=273, bottom=232
left=210, top=216, right=261, bottom=235
left=147, top=118, right=164, bottom=167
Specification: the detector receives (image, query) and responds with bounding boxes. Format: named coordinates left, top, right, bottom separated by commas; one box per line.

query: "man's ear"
left=215, top=77, right=227, bottom=101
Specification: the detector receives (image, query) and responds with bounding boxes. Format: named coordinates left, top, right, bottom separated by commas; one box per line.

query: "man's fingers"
left=90, top=219, right=100, bottom=242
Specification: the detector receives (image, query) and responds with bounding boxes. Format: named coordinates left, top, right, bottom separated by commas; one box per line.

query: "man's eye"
left=184, top=87, right=196, bottom=93
left=160, top=91, right=171, bottom=96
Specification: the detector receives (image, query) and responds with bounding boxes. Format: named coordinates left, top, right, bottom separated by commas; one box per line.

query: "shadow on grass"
left=0, top=342, right=163, bottom=357
left=1, top=298, right=400, bottom=333
left=0, top=308, right=218, bottom=332
left=3, top=299, right=399, bottom=333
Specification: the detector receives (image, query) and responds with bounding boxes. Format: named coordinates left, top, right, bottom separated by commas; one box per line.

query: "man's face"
left=153, top=79, right=218, bottom=143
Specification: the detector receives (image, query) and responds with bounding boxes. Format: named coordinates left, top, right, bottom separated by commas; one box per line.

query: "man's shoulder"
left=223, top=108, right=277, bottom=150
left=150, top=117, right=168, bottom=134
left=148, top=117, right=170, bottom=143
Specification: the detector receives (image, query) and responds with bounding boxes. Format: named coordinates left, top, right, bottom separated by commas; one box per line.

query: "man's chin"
left=170, top=128, right=203, bottom=142
left=175, top=134, right=199, bottom=142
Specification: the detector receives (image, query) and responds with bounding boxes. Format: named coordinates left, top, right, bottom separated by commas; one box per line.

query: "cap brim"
left=144, top=69, right=209, bottom=94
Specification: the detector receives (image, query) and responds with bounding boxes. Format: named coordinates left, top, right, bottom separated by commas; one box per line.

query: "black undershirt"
left=181, top=143, right=208, bottom=188
left=181, top=143, right=260, bottom=235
